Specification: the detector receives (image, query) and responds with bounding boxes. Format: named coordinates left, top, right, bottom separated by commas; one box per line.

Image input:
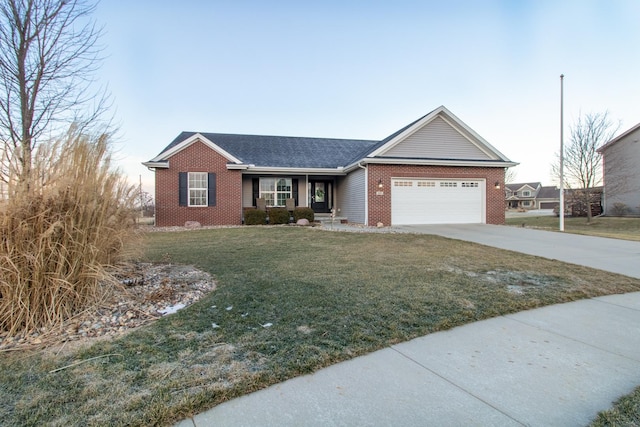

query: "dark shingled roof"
left=537, top=186, right=559, bottom=199
left=505, top=182, right=541, bottom=192
left=160, top=132, right=378, bottom=168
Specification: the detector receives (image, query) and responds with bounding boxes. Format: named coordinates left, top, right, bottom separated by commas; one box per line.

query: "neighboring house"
left=536, top=186, right=561, bottom=209
left=597, top=122, right=640, bottom=216
left=504, top=183, right=559, bottom=210
left=143, top=106, right=517, bottom=227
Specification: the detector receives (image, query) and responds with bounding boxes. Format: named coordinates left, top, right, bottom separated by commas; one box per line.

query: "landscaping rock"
left=297, top=218, right=310, bottom=226
left=184, top=221, right=201, bottom=228
left=0, top=262, right=217, bottom=351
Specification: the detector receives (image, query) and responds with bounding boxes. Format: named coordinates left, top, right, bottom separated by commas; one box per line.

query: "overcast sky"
left=95, top=0, right=640, bottom=193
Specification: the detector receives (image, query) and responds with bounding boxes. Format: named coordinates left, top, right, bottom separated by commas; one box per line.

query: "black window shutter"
left=179, top=172, right=188, bottom=206
left=208, top=173, right=216, bottom=206
left=252, top=178, right=259, bottom=206
left=292, top=179, right=299, bottom=205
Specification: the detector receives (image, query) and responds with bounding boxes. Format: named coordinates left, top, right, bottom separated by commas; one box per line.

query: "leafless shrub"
left=611, top=202, right=630, bottom=216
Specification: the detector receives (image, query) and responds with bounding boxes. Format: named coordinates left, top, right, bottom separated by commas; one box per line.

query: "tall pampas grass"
left=0, top=129, right=139, bottom=335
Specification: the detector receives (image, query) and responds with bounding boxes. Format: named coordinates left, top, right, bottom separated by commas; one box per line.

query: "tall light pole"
left=559, top=74, right=565, bottom=232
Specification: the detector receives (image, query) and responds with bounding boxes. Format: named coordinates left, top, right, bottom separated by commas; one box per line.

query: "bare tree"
left=504, top=167, right=517, bottom=184
left=0, top=0, right=106, bottom=192
left=552, top=111, right=619, bottom=222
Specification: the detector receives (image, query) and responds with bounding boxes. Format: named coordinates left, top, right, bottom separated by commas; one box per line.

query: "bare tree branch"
left=0, top=0, right=109, bottom=190
left=551, top=111, right=620, bottom=222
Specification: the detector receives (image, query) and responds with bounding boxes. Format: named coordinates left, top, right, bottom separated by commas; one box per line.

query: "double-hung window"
left=189, top=172, right=208, bottom=206
left=179, top=172, right=216, bottom=207
left=260, top=178, right=292, bottom=207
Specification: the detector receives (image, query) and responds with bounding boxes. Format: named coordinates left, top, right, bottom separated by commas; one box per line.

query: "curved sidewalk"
left=178, top=292, right=640, bottom=427
left=177, top=225, right=640, bottom=427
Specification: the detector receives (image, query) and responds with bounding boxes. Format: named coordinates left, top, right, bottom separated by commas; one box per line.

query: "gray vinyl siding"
left=602, top=130, right=640, bottom=215
left=385, top=116, right=494, bottom=160
left=337, top=168, right=366, bottom=224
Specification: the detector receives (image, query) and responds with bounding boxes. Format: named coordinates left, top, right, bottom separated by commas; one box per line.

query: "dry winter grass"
left=1, top=227, right=640, bottom=426
left=0, top=131, right=139, bottom=336
left=506, top=216, right=640, bottom=241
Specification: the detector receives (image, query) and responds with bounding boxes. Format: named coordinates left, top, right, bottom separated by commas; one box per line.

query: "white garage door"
left=391, top=179, right=484, bottom=225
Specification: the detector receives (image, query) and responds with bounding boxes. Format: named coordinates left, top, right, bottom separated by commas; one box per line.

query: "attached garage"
left=391, top=178, right=485, bottom=225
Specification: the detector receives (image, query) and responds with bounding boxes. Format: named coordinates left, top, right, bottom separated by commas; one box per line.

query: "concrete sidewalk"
left=178, top=292, right=640, bottom=427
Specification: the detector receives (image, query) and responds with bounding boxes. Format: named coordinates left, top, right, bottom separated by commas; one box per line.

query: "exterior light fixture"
left=495, top=181, right=501, bottom=189
left=378, top=179, right=383, bottom=188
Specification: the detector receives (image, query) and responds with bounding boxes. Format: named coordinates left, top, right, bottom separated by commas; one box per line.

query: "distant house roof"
left=537, top=186, right=559, bottom=199
left=505, top=182, right=541, bottom=192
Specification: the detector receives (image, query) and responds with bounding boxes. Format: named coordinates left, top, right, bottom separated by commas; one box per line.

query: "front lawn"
left=2, top=227, right=640, bottom=426
left=505, top=216, right=640, bottom=241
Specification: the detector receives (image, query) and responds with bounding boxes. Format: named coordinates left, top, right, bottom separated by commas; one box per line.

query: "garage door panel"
left=391, top=179, right=484, bottom=225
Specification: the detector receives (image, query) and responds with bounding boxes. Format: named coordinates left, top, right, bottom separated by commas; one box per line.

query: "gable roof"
left=505, top=182, right=542, bottom=192
left=366, top=106, right=511, bottom=161
left=597, top=122, right=640, bottom=153
left=152, top=132, right=377, bottom=169
left=144, top=106, right=518, bottom=171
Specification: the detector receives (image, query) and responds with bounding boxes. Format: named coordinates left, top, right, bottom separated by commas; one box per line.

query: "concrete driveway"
left=395, top=224, right=640, bottom=279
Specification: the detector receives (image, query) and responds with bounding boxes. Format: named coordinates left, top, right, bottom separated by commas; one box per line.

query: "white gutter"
left=142, top=161, right=169, bottom=169
left=236, top=166, right=348, bottom=175
left=361, top=157, right=519, bottom=168
left=357, top=162, right=368, bottom=226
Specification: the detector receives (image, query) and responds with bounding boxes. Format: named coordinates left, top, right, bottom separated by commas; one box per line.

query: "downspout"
left=358, top=162, right=368, bottom=226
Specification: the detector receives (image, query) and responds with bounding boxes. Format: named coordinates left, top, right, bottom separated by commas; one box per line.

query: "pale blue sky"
left=95, top=0, right=640, bottom=193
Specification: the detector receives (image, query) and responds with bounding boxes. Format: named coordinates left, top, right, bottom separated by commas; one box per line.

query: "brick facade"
left=154, top=141, right=242, bottom=226
left=367, top=164, right=505, bottom=226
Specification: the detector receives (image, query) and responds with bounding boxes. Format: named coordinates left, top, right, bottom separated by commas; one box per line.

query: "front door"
left=310, top=181, right=331, bottom=213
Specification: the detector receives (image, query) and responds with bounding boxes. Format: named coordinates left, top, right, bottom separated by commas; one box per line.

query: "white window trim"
left=259, top=177, right=292, bottom=207
left=188, top=172, right=208, bottom=207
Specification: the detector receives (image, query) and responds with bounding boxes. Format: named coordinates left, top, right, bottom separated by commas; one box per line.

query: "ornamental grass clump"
left=0, top=130, right=139, bottom=335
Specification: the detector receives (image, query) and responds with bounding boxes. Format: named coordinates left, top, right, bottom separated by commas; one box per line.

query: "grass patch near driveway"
left=2, top=227, right=640, bottom=426
left=590, top=385, right=640, bottom=426
left=506, top=216, right=640, bottom=241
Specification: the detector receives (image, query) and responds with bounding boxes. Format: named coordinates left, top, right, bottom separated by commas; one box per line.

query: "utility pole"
left=559, top=74, right=565, bottom=232
left=139, top=175, right=144, bottom=219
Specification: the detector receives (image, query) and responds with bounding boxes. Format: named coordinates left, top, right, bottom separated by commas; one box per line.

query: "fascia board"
left=150, top=133, right=243, bottom=164
left=361, top=157, right=519, bottom=168
left=142, top=161, right=169, bottom=169
left=240, top=166, right=347, bottom=175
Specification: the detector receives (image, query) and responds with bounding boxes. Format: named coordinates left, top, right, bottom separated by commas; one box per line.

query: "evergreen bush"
left=268, top=207, right=290, bottom=224
left=293, top=207, right=315, bottom=222
left=244, top=209, right=267, bottom=225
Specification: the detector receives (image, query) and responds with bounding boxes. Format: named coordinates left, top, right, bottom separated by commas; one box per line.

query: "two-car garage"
left=391, top=178, right=485, bottom=225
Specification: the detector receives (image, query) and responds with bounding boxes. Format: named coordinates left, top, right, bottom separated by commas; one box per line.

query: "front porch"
left=243, top=175, right=339, bottom=214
